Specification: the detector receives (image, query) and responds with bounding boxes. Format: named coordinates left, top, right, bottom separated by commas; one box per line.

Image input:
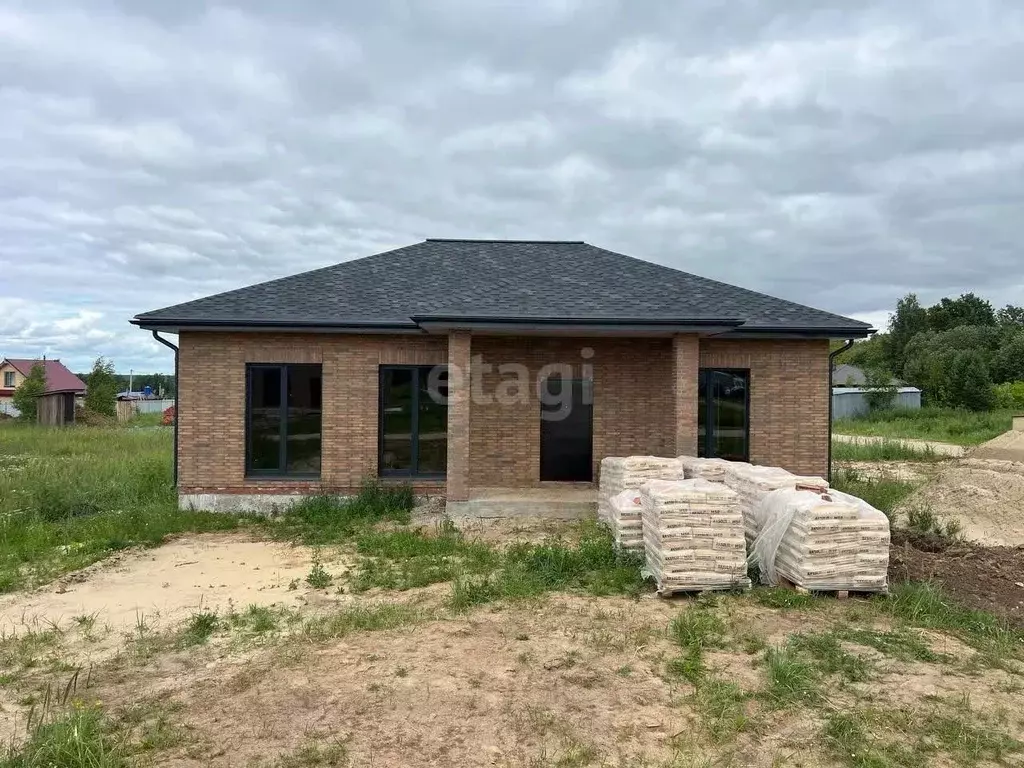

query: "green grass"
left=834, top=407, right=1013, bottom=446
left=877, top=582, right=1023, bottom=662
left=1, top=706, right=129, bottom=767
left=838, top=627, right=944, bottom=664
left=830, top=467, right=918, bottom=518
left=824, top=702, right=1023, bottom=768
left=264, top=483, right=415, bottom=545
left=447, top=521, right=648, bottom=611
left=761, top=646, right=820, bottom=708
left=301, top=603, right=424, bottom=642
left=788, top=632, right=872, bottom=683
left=831, top=439, right=942, bottom=463
left=180, top=611, right=219, bottom=646
left=750, top=587, right=817, bottom=611
left=0, top=423, right=239, bottom=593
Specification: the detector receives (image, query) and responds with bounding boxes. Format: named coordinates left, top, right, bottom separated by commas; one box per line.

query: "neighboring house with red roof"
left=0, top=358, right=88, bottom=410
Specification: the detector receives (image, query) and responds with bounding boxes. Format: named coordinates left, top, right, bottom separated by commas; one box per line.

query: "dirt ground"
left=900, top=457, right=1024, bottom=547
left=889, top=529, right=1024, bottom=628
left=0, top=533, right=350, bottom=641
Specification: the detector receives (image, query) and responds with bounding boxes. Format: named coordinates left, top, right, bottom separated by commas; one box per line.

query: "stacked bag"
left=750, top=488, right=889, bottom=592
left=679, top=456, right=735, bottom=483
left=722, top=464, right=828, bottom=543
left=639, top=478, right=750, bottom=595
left=598, top=456, right=684, bottom=550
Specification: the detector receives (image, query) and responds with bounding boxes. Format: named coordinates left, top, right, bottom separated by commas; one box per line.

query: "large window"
left=698, top=369, right=749, bottom=462
left=246, top=364, right=322, bottom=477
left=379, top=365, right=447, bottom=477
left=3, top=371, right=14, bottom=388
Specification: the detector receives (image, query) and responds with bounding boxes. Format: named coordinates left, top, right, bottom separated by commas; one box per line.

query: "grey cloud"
left=2, top=0, right=1024, bottom=371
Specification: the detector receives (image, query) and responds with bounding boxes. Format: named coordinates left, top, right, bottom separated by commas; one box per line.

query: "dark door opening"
left=540, top=377, right=593, bottom=481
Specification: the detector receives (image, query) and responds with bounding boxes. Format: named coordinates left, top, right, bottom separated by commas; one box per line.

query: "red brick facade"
left=176, top=332, right=830, bottom=498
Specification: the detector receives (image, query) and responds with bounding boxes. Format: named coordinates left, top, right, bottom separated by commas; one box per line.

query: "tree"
left=12, top=363, right=46, bottom=421
left=926, top=293, right=996, bottom=332
left=884, top=294, right=929, bottom=376
left=942, top=350, right=995, bottom=411
left=862, top=367, right=899, bottom=411
left=996, top=304, right=1024, bottom=328
left=991, top=332, right=1024, bottom=383
left=84, top=357, right=118, bottom=417
left=837, top=334, right=890, bottom=373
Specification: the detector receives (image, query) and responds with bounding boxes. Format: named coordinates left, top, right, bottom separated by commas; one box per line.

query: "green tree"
left=991, top=332, right=1024, bottom=384
left=862, top=367, right=899, bottom=411
left=884, top=293, right=929, bottom=375
left=837, top=334, right=890, bottom=373
left=84, top=357, right=118, bottom=417
left=996, top=304, right=1024, bottom=328
left=927, top=293, right=996, bottom=332
left=12, top=363, right=46, bottom=421
left=941, top=350, right=995, bottom=411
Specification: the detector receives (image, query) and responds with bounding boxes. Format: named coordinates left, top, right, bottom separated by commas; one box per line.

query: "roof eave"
left=131, top=318, right=424, bottom=334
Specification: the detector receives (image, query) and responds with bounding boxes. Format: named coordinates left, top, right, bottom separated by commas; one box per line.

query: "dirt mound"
left=899, top=458, right=1024, bottom=547
left=889, top=530, right=1024, bottom=628
left=970, top=429, right=1024, bottom=463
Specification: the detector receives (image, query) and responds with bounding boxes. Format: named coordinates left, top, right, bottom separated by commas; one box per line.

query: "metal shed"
left=831, top=386, right=922, bottom=420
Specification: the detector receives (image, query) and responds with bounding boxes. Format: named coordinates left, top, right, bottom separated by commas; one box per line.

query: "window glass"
left=246, top=364, right=322, bottom=476
left=379, top=365, right=448, bottom=475
left=697, top=369, right=749, bottom=462
left=249, top=367, right=282, bottom=472
left=381, top=368, right=414, bottom=472
left=286, top=366, right=322, bottom=474
left=418, top=368, right=448, bottom=473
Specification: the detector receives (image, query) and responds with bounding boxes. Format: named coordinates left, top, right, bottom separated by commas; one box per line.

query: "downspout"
left=823, top=342, right=856, bottom=483
left=151, top=331, right=179, bottom=488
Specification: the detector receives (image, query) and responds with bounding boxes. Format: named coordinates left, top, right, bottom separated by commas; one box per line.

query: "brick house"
left=132, top=239, right=872, bottom=512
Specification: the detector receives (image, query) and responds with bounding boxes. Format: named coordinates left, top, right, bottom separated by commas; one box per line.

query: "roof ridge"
left=424, top=238, right=585, bottom=244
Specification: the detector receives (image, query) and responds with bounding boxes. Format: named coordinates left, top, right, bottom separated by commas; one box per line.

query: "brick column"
left=672, top=334, right=700, bottom=456
left=446, top=331, right=472, bottom=501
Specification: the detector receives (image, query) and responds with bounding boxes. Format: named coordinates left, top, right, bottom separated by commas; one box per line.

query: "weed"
left=302, top=604, right=423, bottom=642
left=904, top=506, right=963, bottom=539
left=306, top=552, right=333, bottom=590
left=693, top=679, right=749, bottom=744
left=268, top=482, right=415, bottom=545
left=447, top=521, right=647, bottom=611
left=0, top=705, right=129, bottom=767
left=181, top=611, right=219, bottom=646
left=243, top=605, right=280, bottom=634
left=394, top=666, right=409, bottom=678
left=789, top=633, right=871, bottom=683
left=838, top=627, right=943, bottom=663
left=834, top=407, right=1013, bottom=447
left=751, top=588, right=816, bottom=611
left=831, top=438, right=942, bottom=463
left=830, top=467, right=918, bottom=518
left=762, top=646, right=819, bottom=708
left=670, top=610, right=726, bottom=653
left=271, top=737, right=349, bottom=767
left=615, top=665, right=633, bottom=677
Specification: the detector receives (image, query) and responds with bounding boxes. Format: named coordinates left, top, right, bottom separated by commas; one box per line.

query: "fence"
left=116, top=398, right=175, bottom=421
left=832, top=387, right=921, bottom=420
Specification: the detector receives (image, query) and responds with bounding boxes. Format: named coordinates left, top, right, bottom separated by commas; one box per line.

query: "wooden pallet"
left=778, top=576, right=888, bottom=600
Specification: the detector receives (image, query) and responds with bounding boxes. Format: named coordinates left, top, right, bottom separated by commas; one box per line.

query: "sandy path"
left=0, top=532, right=347, bottom=637
left=833, top=434, right=966, bottom=457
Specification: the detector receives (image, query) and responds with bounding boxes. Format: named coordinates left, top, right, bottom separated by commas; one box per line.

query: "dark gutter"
left=151, top=331, right=179, bottom=488
left=827, top=339, right=856, bottom=483
left=131, top=317, right=419, bottom=331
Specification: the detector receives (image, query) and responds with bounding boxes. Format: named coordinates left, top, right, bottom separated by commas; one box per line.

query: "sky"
left=2, top=1, right=1023, bottom=373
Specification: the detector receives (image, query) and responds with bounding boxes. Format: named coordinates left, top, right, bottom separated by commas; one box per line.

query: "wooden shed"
left=37, top=390, right=78, bottom=426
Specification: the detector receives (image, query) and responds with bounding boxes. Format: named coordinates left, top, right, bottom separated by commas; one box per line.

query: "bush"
left=942, top=350, right=995, bottom=411
left=84, top=358, right=118, bottom=418
left=12, top=363, right=46, bottom=422
left=993, top=382, right=1024, bottom=411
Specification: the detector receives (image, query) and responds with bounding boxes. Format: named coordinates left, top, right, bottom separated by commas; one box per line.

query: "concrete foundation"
left=178, top=493, right=324, bottom=515
left=445, top=486, right=597, bottom=520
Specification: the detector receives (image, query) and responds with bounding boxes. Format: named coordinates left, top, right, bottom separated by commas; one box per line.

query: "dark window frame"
left=245, top=363, right=323, bottom=479
left=698, top=368, right=751, bottom=462
left=378, top=364, right=448, bottom=479
left=3, top=371, right=14, bottom=388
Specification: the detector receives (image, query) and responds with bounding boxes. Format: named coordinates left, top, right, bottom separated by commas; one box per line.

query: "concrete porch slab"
left=445, top=485, right=597, bottom=520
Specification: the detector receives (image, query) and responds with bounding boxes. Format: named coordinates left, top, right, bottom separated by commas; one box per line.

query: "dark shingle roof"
left=133, top=239, right=872, bottom=336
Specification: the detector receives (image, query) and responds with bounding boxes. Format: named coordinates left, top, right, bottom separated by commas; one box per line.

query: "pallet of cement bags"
left=608, top=490, right=643, bottom=550
left=749, top=488, right=890, bottom=594
left=722, top=464, right=828, bottom=543
left=640, top=478, right=750, bottom=595
left=598, top=456, right=684, bottom=550
left=679, top=456, right=735, bottom=483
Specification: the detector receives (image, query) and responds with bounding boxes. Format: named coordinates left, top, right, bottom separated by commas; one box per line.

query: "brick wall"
left=177, top=332, right=446, bottom=495
left=468, top=337, right=675, bottom=487
left=176, top=332, right=830, bottom=495
left=699, top=338, right=830, bottom=476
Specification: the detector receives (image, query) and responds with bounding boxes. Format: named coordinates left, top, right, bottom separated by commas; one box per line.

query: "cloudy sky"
left=2, top=1, right=1023, bottom=373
